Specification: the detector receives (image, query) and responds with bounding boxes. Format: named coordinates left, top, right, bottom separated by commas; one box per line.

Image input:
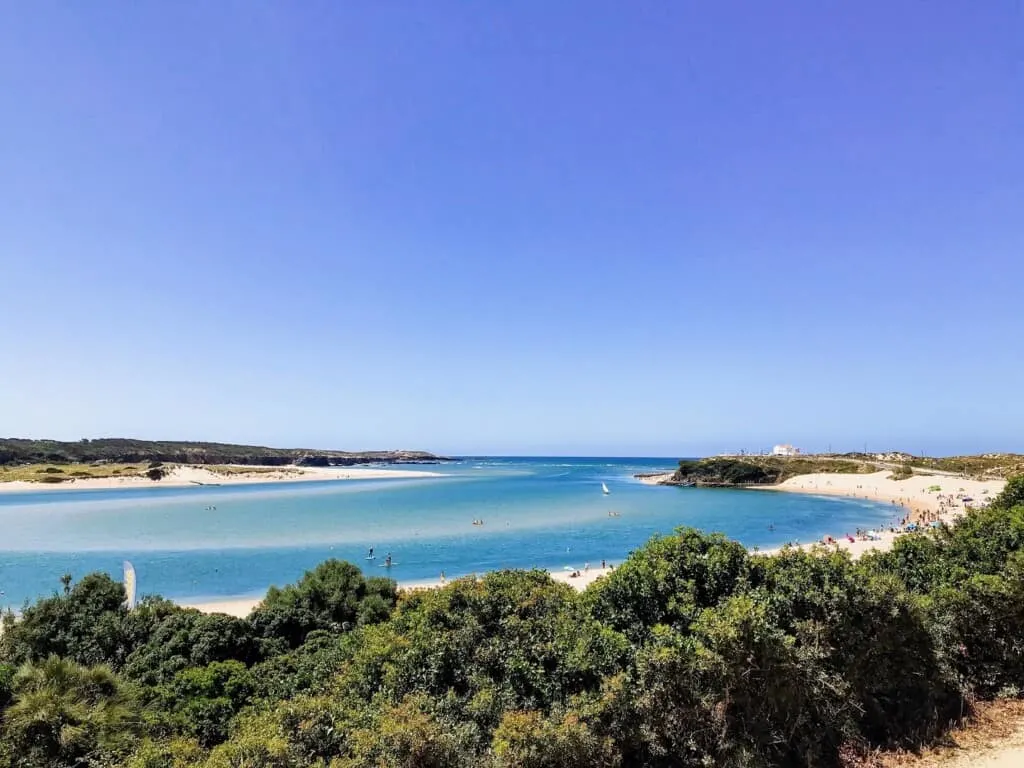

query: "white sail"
left=602, top=482, right=610, bottom=495
left=123, top=561, right=137, bottom=611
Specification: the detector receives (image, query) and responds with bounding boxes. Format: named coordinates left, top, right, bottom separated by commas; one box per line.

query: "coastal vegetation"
left=888, top=463, right=915, bottom=481
left=202, top=465, right=303, bottom=477
left=669, top=455, right=876, bottom=486
left=0, top=438, right=448, bottom=469
left=664, top=452, right=1024, bottom=487
left=0, top=463, right=151, bottom=484
left=905, top=454, right=1024, bottom=480
left=1, top=477, right=1022, bottom=766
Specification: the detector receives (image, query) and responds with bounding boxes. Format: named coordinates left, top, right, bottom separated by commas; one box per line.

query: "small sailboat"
left=602, top=482, right=610, bottom=495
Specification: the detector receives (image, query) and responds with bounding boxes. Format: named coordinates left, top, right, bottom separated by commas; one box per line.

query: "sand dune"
left=0, top=464, right=442, bottom=493
left=760, top=471, right=1005, bottom=557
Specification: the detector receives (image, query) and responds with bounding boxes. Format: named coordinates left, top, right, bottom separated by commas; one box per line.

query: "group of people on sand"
left=567, top=559, right=613, bottom=579
left=815, top=491, right=983, bottom=548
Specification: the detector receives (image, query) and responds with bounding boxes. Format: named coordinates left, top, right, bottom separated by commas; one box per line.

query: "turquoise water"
left=0, top=457, right=902, bottom=608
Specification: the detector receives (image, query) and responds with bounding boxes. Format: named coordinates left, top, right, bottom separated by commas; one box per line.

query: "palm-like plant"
left=2, top=655, right=138, bottom=767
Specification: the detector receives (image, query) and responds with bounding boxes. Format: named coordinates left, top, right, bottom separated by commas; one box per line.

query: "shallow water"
left=0, top=457, right=901, bottom=607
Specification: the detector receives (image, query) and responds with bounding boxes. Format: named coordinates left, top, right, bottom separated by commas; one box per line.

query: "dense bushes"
left=1, top=481, right=1022, bottom=766
left=671, top=456, right=873, bottom=486
left=249, top=559, right=398, bottom=650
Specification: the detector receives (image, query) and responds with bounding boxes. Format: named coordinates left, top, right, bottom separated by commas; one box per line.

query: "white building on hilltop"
left=772, top=444, right=801, bottom=456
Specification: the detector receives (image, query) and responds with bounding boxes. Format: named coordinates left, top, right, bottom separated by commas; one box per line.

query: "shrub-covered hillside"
left=669, top=455, right=876, bottom=486
left=0, top=438, right=447, bottom=468
left=1, top=476, right=1022, bottom=767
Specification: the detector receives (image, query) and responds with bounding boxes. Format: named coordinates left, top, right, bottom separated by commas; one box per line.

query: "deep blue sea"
left=0, top=457, right=902, bottom=608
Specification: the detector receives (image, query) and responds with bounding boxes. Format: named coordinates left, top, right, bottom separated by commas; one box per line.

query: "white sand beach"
left=0, top=464, right=442, bottom=493
left=179, top=596, right=265, bottom=618
left=759, top=470, right=1006, bottom=558
left=768, top=470, right=1004, bottom=516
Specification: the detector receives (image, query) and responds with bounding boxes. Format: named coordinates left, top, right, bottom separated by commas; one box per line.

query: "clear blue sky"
left=1, top=2, right=1021, bottom=457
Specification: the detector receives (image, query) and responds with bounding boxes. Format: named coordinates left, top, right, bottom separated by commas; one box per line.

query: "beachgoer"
left=440, top=570, right=446, bottom=583
left=368, top=547, right=374, bottom=559
left=601, top=559, right=606, bottom=569
left=385, top=553, right=392, bottom=567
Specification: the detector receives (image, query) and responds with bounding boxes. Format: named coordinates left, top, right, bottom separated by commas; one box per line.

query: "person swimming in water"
left=385, top=553, right=392, bottom=567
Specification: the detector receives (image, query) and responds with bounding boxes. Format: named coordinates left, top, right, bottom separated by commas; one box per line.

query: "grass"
left=203, top=465, right=302, bottom=476
left=908, top=454, right=1024, bottom=480
left=0, top=462, right=150, bottom=483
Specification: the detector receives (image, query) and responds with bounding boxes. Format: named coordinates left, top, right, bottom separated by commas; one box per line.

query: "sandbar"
left=0, top=464, right=442, bottom=493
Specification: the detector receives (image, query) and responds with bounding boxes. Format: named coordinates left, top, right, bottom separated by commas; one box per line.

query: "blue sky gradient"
left=2, top=2, right=1021, bottom=456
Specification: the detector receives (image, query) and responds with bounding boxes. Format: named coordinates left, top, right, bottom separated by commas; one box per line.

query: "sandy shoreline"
left=0, top=464, right=443, bottom=493
left=181, top=566, right=617, bottom=618
left=757, top=470, right=1005, bottom=557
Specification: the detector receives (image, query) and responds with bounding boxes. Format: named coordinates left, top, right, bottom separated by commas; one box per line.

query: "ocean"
left=0, top=457, right=901, bottom=608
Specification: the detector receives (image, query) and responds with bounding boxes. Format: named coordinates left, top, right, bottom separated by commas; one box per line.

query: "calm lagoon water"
left=0, top=457, right=901, bottom=608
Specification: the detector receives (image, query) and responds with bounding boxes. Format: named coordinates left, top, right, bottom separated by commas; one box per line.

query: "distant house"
left=772, top=444, right=801, bottom=457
